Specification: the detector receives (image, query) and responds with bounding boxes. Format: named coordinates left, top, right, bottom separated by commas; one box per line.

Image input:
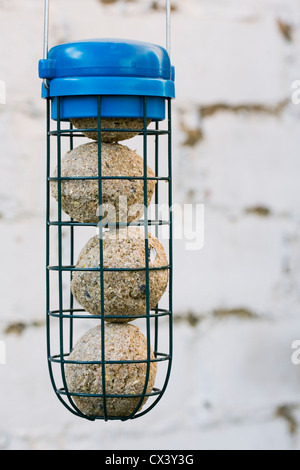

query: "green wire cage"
left=39, top=0, right=175, bottom=421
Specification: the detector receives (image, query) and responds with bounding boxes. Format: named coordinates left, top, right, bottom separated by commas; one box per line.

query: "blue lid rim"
left=42, top=76, right=175, bottom=99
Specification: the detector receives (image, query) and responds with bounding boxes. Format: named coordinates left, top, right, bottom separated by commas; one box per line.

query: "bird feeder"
left=39, top=0, right=175, bottom=421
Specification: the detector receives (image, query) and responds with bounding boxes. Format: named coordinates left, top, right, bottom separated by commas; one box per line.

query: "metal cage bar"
left=46, top=96, right=173, bottom=421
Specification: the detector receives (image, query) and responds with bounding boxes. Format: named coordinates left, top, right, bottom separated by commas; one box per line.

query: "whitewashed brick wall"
left=0, top=0, right=300, bottom=450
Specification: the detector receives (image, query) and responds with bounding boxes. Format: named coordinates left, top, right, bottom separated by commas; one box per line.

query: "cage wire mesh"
left=45, top=96, right=173, bottom=421
left=41, top=0, right=174, bottom=421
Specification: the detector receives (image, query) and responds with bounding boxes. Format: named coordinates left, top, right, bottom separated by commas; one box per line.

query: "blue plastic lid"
left=39, top=38, right=172, bottom=80
left=39, top=39, right=175, bottom=120
left=39, top=39, right=175, bottom=100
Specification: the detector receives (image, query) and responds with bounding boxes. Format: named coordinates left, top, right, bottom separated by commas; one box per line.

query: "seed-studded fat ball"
left=70, top=117, right=151, bottom=143
left=65, top=323, right=157, bottom=418
left=71, top=227, right=169, bottom=321
left=51, top=142, right=156, bottom=224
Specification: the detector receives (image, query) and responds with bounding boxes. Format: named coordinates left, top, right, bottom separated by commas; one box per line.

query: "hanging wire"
left=43, top=0, right=50, bottom=90
left=43, top=0, right=171, bottom=59
left=166, top=0, right=171, bottom=56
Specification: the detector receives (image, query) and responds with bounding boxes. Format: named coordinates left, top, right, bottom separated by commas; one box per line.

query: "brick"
left=173, top=207, right=300, bottom=317
left=173, top=111, right=300, bottom=214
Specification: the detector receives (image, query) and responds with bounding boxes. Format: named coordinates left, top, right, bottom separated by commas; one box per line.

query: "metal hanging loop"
left=43, top=0, right=171, bottom=63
